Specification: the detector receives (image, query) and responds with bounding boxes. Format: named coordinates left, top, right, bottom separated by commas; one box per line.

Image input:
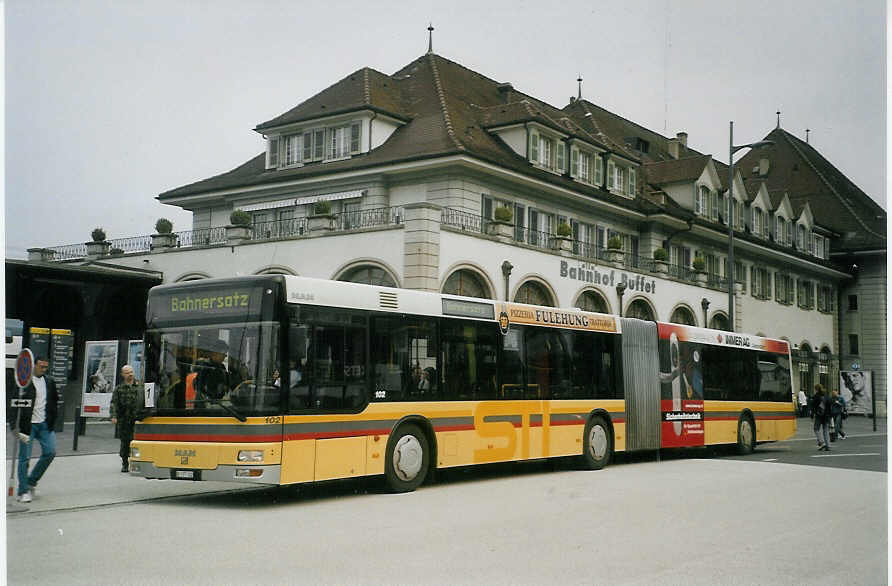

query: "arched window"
left=798, top=343, right=814, bottom=395
left=443, top=269, right=490, bottom=299
left=670, top=306, right=696, bottom=326
left=575, top=290, right=608, bottom=313
left=626, top=299, right=655, bottom=321
left=709, top=313, right=730, bottom=331
left=337, top=265, right=396, bottom=287
left=514, top=281, right=554, bottom=307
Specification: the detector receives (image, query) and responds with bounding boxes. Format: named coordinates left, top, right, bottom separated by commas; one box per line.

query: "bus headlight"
left=130, top=447, right=141, bottom=459
left=238, top=450, right=263, bottom=462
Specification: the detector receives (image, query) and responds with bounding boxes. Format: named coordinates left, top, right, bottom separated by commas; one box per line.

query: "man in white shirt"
left=13, top=358, right=59, bottom=502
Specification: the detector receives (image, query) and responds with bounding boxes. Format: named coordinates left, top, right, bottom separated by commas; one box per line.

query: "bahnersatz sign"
left=559, top=260, right=657, bottom=294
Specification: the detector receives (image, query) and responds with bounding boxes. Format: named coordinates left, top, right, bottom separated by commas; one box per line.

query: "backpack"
left=813, top=396, right=827, bottom=418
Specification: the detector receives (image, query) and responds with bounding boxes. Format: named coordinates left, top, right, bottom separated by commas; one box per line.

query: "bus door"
left=620, top=318, right=661, bottom=451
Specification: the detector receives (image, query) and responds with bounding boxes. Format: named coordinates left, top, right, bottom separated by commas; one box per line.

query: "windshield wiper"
left=195, top=390, right=247, bottom=422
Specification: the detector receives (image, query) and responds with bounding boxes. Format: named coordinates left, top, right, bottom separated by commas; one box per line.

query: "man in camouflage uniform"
left=111, top=365, right=143, bottom=472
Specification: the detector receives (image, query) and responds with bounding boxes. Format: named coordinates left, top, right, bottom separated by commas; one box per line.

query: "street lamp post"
left=727, top=121, right=773, bottom=332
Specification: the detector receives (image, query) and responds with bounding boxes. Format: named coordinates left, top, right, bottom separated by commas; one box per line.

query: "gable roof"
left=255, top=67, right=410, bottom=130
left=643, top=155, right=711, bottom=186
left=736, top=128, right=885, bottom=251
left=159, top=53, right=657, bottom=214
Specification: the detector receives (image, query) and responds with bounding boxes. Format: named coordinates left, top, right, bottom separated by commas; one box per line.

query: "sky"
left=4, top=0, right=886, bottom=259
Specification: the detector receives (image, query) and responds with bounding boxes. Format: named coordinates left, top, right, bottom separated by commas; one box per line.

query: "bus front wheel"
left=581, top=416, right=612, bottom=470
left=384, top=424, right=429, bottom=493
left=737, top=415, right=755, bottom=455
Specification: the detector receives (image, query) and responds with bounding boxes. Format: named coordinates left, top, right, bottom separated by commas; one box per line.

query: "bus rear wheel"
left=737, top=415, right=755, bottom=455
left=581, top=416, right=612, bottom=470
left=384, top=424, right=429, bottom=493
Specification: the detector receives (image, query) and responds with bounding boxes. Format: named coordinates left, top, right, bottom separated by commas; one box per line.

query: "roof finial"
left=427, top=23, right=434, bottom=54
left=805, top=128, right=810, bottom=143
left=776, top=110, right=781, bottom=128
left=577, top=75, right=582, bottom=100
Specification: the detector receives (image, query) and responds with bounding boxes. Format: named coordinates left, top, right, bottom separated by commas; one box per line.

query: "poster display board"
left=28, top=327, right=50, bottom=361
left=49, top=329, right=74, bottom=387
left=81, top=340, right=118, bottom=417
left=840, top=370, right=873, bottom=415
left=128, top=340, right=144, bottom=382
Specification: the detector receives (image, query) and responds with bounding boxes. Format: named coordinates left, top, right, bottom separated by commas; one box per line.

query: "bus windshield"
left=146, top=321, right=280, bottom=418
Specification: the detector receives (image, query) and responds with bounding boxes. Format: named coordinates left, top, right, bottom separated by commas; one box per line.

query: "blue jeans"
left=17, top=422, right=56, bottom=496
left=813, top=418, right=830, bottom=447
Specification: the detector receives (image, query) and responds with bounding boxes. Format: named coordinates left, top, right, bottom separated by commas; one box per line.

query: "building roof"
left=159, top=53, right=662, bottom=215
left=736, top=128, right=886, bottom=252
left=643, top=155, right=711, bottom=186
left=255, top=67, right=411, bottom=130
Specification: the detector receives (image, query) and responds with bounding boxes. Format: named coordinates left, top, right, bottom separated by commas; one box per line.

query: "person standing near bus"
left=811, top=384, right=831, bottom=451
left=11, top=357, right=59, bottom=502
left=111, top=365, right=144, bottom=472
left=798, top=388, right=808, bottom=417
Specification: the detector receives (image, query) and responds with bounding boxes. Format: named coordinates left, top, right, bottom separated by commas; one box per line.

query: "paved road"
left=5, top=416, right=888, bottom=585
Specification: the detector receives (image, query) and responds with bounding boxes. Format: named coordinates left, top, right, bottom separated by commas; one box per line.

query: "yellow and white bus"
left=130, top=275, right=796, bottom=492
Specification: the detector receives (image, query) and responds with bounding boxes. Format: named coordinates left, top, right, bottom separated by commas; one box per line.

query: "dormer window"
left=570, top=146, right=603, bottom=186
left=267, top=121, right=362, bottom=169
left=606, top=160, right=636, bottom=197
left=751, top=206, right=763, bottom=236
left=796, top=224, right=806, bottom=250
left=528, top=128, right=565, bottom=173
left=696, top=186, right=718, bottom=221
left=786, top=220, right=793, bottom=246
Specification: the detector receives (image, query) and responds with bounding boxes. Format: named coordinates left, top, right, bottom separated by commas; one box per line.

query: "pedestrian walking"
left=830, top=388, right=847, bottom=440
left=10, top=357, right=59, bottom=502
left=798, top=388, right=808, bottom=417
left=111, top=364, right=144, bottom=472
left=811, top=383, right=831, bottom=451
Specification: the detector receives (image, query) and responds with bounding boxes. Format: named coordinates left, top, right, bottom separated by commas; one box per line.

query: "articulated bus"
left=130, top=276, right=796, bottom=492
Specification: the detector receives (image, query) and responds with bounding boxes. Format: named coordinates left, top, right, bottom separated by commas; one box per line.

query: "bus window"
left=524, top=328, right=571, bottom=399
left=758, top=351, right=791, bottom=402
left=499, top=327, right=525, bottom=399
left=701, top=345, right=728, bottom=400
left=299, top=309, right=367, bottom=411
left=440, top=319, right=498, bottom=400
left=570, top=331, right=619, bottom=399
left=370, top=316, right=436, bottom=402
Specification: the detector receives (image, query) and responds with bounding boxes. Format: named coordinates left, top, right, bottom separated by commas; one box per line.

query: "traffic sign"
left=14, top=348, right=34, bottom=389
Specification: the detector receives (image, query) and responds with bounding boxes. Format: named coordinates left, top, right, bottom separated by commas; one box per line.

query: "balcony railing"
left=249, top=218, right=309, bottom=240
left=177, top=227, right=226, bottom=247
left=441, top=208, right=484, bottom=233
left=40, top=207, right=404, bottom=260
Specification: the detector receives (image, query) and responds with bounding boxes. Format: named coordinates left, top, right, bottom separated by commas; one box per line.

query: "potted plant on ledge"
left=653, top=247, right=669, bottom=274
left=227, top=210, right=253, bottom=243
left=692, top=254, right=708, bottom=284
left=551, top=221, right=573, bottom=253
left=488, top=206, right=515, bottom=239
left=86, top=227, right=110, bottom=257
left=606, top=235, right=624, bottom=264
left=151, top=218, right=177, bottom=250
left=308, top=200, right=335, bottom=232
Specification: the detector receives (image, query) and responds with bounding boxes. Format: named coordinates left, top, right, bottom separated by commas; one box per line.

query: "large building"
left=31, top=50, right=886, bottom=414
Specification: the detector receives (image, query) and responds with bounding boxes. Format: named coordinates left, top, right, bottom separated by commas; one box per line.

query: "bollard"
left=72, top=407, right=80, bottom=451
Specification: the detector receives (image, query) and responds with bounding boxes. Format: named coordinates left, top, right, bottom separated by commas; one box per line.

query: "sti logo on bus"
left=720, top=333, right=751, bottom=347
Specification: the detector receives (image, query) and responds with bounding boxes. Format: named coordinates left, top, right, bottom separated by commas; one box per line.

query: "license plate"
left=174, top=470, right=195, bottom=480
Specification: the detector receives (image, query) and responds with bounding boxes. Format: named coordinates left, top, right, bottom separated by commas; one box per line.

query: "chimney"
left=676, top=132, right=688, bottom=155
left=759, top=157, right=770, bottom=176
left=668, top=137, right=679, bottom=159
left=497, top=82, right=513, bottom=103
